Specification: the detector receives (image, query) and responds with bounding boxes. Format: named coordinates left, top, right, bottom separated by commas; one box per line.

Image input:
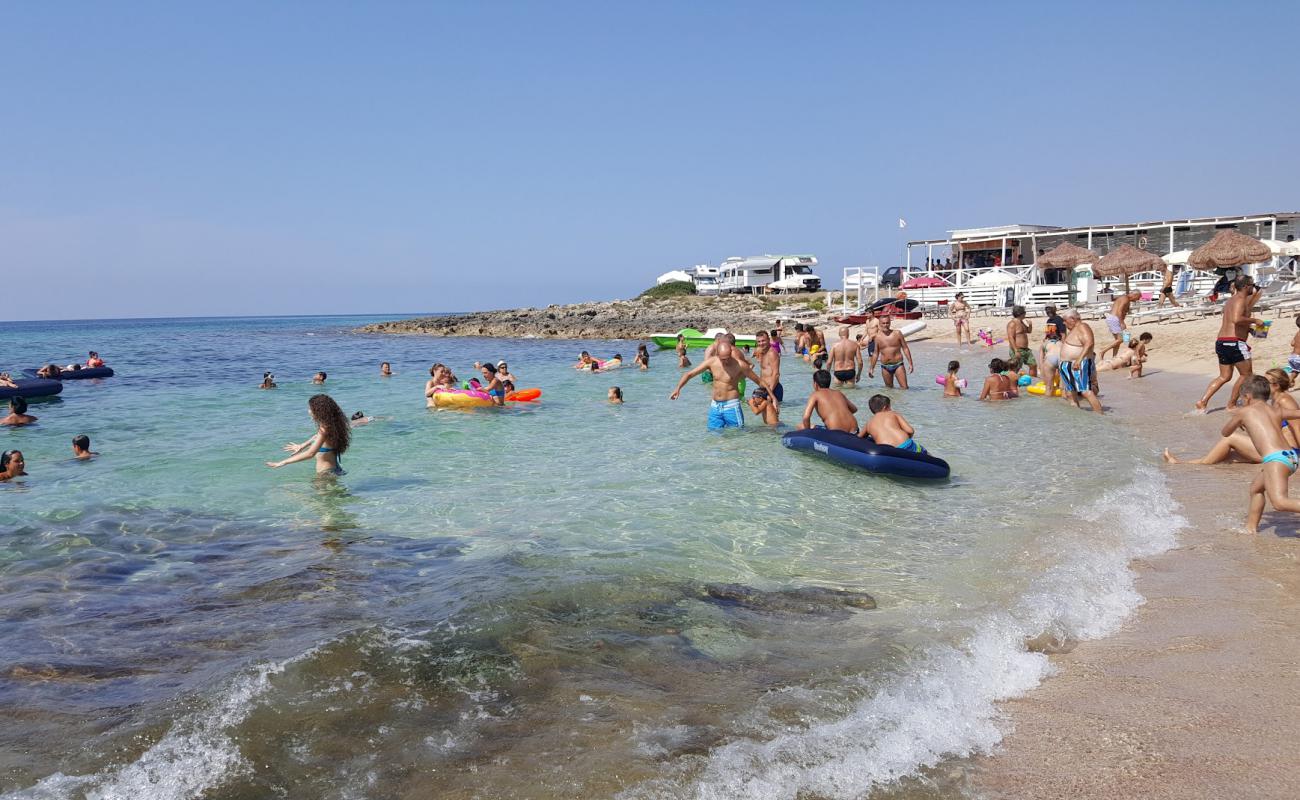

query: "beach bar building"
left=896, top=212, right=1300, bottom=309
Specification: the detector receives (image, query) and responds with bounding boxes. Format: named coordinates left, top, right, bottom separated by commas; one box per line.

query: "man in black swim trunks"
left=829, top=326, right=862, bottom=388
left=754, top=330, right=783, bottom=425
left=1197, top=275, right=1263, bottom=413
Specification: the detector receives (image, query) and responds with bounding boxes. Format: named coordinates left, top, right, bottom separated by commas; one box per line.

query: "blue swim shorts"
left=707, top=398, right=745, bottom=430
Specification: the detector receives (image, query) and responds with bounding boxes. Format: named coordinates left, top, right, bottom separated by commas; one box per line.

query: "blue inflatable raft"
left=782, top=428, right=950, bottom=479
left=0, top=378, right=64, bottom=401
left=23, top=366, right=115, bottom=380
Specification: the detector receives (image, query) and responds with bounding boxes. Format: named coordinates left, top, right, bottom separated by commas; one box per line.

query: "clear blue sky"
left=3, top=1, right=1297, bottom=320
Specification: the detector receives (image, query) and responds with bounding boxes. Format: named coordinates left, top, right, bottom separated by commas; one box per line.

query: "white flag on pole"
left=898, top=218, right=907, bottom=229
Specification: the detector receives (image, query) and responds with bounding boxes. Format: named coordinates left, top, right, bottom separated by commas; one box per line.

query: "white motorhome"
left=718, top=255, right=821, bottom=294
left=655, top=264, right=720, bottom=295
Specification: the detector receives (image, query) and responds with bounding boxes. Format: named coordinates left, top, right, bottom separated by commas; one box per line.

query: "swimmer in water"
left=380, top=362, right=393, bottom=376
left=259, top=371, right=277, bottom=389
left=71, top=435, right=97, bottom=460
left=312, top=371, right=327, bottom=385
left=350, top=411, right=375, bottom=427
left=748, top=385, right=779, bottom=426
left=267, top=394, right=351, bottom=474
left=608, top=386, right=624, bottom=404
left=862, top=394, right=925, bottom=452
left=479, top=362, right=506, bottom=406
left=0, top=397, right=38, bottom=427
left=0, top=450, right=27, bottom=482
left=634, top=343, right=650, bottom=370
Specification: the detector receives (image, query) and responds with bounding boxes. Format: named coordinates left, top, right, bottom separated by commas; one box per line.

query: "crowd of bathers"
left=1, top=352, right=106, bottom=482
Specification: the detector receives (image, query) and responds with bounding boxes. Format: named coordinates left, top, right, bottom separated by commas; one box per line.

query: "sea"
left=0, top=314, right=1184, bottom=800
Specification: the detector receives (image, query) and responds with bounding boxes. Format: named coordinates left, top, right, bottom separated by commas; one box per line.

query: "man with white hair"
left=1059, top=309, right=1102, bottom=413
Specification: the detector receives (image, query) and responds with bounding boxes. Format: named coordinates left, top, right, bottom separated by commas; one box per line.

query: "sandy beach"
left=953, top=359, right=1300, bottom=797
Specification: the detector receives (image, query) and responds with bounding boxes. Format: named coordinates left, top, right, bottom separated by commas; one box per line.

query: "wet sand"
left=970, top=369, right=1300, bottom=799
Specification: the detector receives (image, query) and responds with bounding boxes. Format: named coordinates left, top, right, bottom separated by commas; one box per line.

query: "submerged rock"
left=702, top=583, right=877, bottom=614
left=1024, top=630, right=1078, bottom=654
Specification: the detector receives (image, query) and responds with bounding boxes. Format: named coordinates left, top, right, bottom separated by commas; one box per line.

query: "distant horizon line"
left=5, top=310, right=464, bottom=325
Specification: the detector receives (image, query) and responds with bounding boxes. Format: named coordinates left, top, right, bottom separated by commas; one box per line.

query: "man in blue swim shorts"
left=1223, top=375, right=1300, bottom=533
left=1058, top=309, right=1102, bottom=413
left=670, top=340, right=768, bottom=431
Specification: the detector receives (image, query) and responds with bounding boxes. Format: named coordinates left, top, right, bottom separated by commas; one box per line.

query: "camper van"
left=718, top=255, right=821, bottom=294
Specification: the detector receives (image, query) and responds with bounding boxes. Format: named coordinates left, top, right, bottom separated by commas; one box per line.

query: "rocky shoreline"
left=357, top=294, right=836, bottom=340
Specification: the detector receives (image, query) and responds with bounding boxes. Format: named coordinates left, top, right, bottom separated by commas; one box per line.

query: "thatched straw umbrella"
left=1188, top=229, right=1272, bottom=270
left=1095, top=244, right=1167, bottom=292
left=1037, top=242, right=1098, bottom=269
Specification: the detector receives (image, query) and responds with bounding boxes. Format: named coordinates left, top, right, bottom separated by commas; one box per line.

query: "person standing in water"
left=267, top=394, right=351, bottom=474
left=1196, top=276, right=1263, bottom=413
left=634, top=344, right=650, bottom=370
left=753, top=330, right=783, bottom=425
left=1059, top=309, right=1102, bottom=413
left=1006, top=306, right=1037, bottom=378
left=867, top=316, right=913, bottom=389
left=676, top=334, right=691, bottom=368
left=669, top=341, right=766, bottom=430
left=829, top=326, right=862, bottom=387
left=0, top=397, right=37, bottom=427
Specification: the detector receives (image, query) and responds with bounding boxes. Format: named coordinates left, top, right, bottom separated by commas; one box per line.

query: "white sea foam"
left=626, top=464, right=1185, bottom=800
left=3, top=654, right=307, bottom=800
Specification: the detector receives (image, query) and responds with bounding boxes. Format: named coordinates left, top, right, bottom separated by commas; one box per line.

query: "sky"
left=3, top=1, right=1298, bottom=320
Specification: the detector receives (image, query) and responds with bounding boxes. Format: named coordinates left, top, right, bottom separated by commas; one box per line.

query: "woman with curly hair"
left=266, top=394, right=351, bottom=474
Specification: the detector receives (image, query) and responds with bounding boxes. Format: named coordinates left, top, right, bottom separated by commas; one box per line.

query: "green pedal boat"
left=650, top=328, right=759, bottom=350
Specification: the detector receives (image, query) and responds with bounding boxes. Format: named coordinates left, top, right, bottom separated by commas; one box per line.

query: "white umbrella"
left=966, top=269, right=1021, bottom=286
left=1162, top=249, right=1194, bottom=266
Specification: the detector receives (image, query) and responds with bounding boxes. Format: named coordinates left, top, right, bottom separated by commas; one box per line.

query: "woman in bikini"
left=267, top=394, right=351, bottom=474
left=950, top=292, right=973, bottom=346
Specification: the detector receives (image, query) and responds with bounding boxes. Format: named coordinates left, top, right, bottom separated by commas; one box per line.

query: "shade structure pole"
left=1272, top=219, right=1279, bottom=268
left=1169, top=224, right=1175, bottom=254
left=927, top=243, right=933, bottom=272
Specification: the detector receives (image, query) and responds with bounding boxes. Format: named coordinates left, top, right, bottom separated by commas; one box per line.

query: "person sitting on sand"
left=979, top=359, right=1014, bottom=401
left=669, top=340, right=766, bottom=430
left=260, top=371, right=277, bottom=389
left=798, top=370, right=858, bottom=432
left=0, top=373, right=15, bottom=390
left=0, top=397, right=37, bottom=426
left=380, top=362, right=393, bottom=376
left=1099, top=332, right=1153, bottom=377
left=862, top=394, right=926, bottom=452
left=676, top=335, right=691, bottom=368
left=829, top=326, right=862, bottom=388
left=312, top=371, right=327, bottom=384
left=479, top=362, right=506, bottom=406
left=748, top=385, right=779, bottom=426
left=71, top=435, right=97, bottom=460
left=608, top=386, right=623, bottom=404
left=1219, top=376, right=1300, bottom=533
left=634, top=344, right=650, bottom=370
left=87, top=351, right=105, bottom=368
left=267, top=394, right=351, bottom=475
left=943, top=360, right=962, bottom=398
left=0, top=450, right=27, bottom=482
left=1165, top=368, right=1300, bottom=466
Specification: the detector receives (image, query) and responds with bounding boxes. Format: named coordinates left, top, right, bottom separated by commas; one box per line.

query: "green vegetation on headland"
left=638, top=281, right=696, bottom=300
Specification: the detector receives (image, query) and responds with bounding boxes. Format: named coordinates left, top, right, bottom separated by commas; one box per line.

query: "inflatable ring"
left=506, top=388, right=541, bottom=402
left=432, top=388, right=495, bottom=409
left=1026, top=383, right=1062, bottom=397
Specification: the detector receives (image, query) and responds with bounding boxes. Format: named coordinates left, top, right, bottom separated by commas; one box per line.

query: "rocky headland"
left=358, top=293, right=836, bottom=340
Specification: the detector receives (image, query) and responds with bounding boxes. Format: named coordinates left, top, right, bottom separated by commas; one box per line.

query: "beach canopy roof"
left=1261, top=238, right=1300, bottom=257
left=900, top=276, right=949, bottom=289
left=1188, top=229, right=1272, bottom=269
left=1037, top=241, right=1098, bottom=269
left=1094, top=244, right=1167, bottom=278
left=965, top=269, right=1021, bottom=286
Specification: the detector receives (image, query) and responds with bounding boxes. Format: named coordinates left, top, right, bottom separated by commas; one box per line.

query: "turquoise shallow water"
left=0, top=316, right=1182, bottom=799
